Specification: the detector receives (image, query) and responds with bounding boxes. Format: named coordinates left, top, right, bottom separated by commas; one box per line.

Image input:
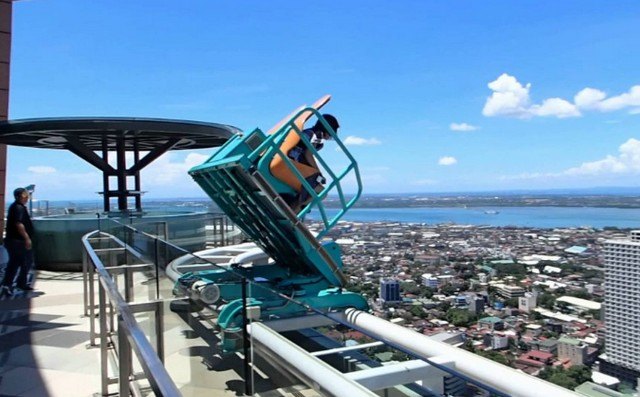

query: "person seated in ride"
left=286, top=114, right=340, bottom=211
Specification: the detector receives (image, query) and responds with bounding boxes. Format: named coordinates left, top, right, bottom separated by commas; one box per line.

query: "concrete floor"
left=0, top=270, right=101, bottom=396
left=0, top=269, right=313, bottom=397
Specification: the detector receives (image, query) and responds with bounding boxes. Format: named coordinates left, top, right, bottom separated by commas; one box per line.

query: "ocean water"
left=308, top=206, right=640, bottom=229
left=35, top=198, right=640, bottom=228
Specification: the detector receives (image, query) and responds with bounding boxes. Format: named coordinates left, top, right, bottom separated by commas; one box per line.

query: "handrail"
left=89, top=218, right=581, bottom=397
left=82, top=230, right=182, bottom=396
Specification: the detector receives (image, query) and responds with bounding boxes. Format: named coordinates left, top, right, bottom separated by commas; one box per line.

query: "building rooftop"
left=574, top=382, right=625, bottom=397
left=565, top=246, right=588, bottom=254
left=479, top=316, right=503, bottom=324
left=557, top=296, right=602, bottom=311
left=526, top=350, right=555, bottom=360
left=559, top=336, right=583, bottom=346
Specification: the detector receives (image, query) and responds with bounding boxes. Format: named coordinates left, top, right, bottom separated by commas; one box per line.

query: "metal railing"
left=80, top=217, right=583, bottom=397
left=82, top=215, right=260, bottom=396
left=82, top=231, right=180, bottom=396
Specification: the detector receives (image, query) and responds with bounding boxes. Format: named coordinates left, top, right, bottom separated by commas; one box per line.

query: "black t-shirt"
left=6, top=201, right=33, bottom=240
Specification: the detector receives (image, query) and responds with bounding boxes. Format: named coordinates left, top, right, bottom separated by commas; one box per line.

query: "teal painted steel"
left=181, top=108, right=368, bottom=352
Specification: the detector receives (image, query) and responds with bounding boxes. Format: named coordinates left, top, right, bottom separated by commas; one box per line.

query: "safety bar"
left=251, top=107, right=363, bottom=238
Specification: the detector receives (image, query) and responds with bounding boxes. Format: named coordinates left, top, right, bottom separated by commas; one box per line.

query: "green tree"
left=504, top=297, right=519, bottom=308
left=530, top=311, right=544, bottom=321
left=538, top=293, right=556, bottom=310
left=539, top=366, right=592, bottom=390
left=477, top=350, right=509, bottom=366
left=401, top=282, right=420, bottom=295
left=568, top=288, right=592, bottom=300
left=421, top=287, right=434, bottom=299
left=441, top=284, right=457, bottom=295
left=410, top=305, right=426, bottom=318
left=446, top=308, right=477, bottom=327
left=567, top=365, right=592, bottom=385
left=494, top=263, right=527, bottom=278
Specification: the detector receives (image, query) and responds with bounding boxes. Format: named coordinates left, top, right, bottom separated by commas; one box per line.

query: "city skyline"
left=5, top=1, right=640, bottom=200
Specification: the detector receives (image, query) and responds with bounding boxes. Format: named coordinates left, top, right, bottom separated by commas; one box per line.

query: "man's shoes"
left=17, top=285, right=34, bottom=292
left=0, top=285, right=13, bottom=296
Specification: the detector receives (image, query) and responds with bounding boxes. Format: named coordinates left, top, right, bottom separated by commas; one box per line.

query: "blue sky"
left=6, top=1, right=640, bottom=200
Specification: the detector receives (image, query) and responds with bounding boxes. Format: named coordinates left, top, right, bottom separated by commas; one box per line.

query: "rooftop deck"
left=0, top=270, right=101, bottom=396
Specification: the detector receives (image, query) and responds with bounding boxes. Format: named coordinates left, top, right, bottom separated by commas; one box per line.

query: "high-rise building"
left=603, top=231, right=640, bottom=382
left=468, top=296, right=485, bottom=315
left=380, top=278, right=401, bottom=303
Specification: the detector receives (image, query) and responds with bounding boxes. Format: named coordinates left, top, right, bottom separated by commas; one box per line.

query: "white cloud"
left=343, top=136, right=382, bottom=146
left=482, top=73, right=532, bottom=118
left=450, top=122, right=479, bottom=131
left=438, top=156, right=457, bottom=166
left=142, top=151, right=209, bottom=187
left=564, top=138, right=640, bottom=176
left=530, top=97, right=580, bottom=118
left=501, top=138, right=640, bottom=183
left=28, top=166, right=56, bottom=174
left=575, top=86, right=640, bottom=113
left=574, top=88, right=607, bottom=109
left=9, top=170, right=102, bottom=200
left=483, top=73, right=640, bottom=119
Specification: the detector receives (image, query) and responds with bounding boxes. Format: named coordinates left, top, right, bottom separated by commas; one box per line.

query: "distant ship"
left=484, top=210, right=500, bottom=214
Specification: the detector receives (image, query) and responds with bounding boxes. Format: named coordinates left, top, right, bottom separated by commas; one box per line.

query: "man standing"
left=0, top=187, right=34, bottom=296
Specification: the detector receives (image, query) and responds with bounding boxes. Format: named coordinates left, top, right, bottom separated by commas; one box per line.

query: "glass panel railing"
left=84, top=217, right=577, bottom=397
left=85, top=218, right=262, bottom=396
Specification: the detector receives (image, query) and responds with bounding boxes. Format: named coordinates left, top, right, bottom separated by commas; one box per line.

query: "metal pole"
left=99, top=282, right=109, bottom=396
left=221, top=217, right=226, bottom=246
left=89, top=256, right=97, bottom=346
left=118, top=317, right=132, bottom=397
left=155, top=301, right=165, bottom=364
left=124, top=266, right=132, bottom=303
left=82, top=246, right=89, bottom=317
left=102, top=139, right=110, bottom=212
left=241, top=277, right=253, bottom=395
left=154, top=238, right=160, bottom=300
left=116, top=135, right=127, bottom=211
left=213, top=217, right=217, bottom=246
left=133, top=139, right=142, bottom=212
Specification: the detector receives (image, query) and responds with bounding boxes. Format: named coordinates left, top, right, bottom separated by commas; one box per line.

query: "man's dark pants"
left=1, top=239, right=31, bottom=288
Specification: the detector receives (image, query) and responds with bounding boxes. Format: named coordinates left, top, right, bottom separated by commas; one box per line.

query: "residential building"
left=478, top=316, right=504, bottom=331
left=421, top=273, right=439, bottom=289
left=495, top=284, right=526, bottom=299
left=603, top=231, right=640, bottom=382
left=557, top=336, right=588, bottom=366
left=519, top=293, right=537, bottom=313
left=483, top=333, right=509, bottom=350
left=516, top=350, right=554, bottom=368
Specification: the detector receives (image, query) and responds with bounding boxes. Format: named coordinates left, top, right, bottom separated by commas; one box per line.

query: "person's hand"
left=25, top=238, right=32, bottom=250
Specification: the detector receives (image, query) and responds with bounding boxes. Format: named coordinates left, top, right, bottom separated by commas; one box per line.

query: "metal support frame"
left=102, top=139, right=110, bottom=212
left=241, top=277, right=253, bottom=396
left=249, top=322, right=377, bottom=397
left=330, top=309, right=580, bottom=397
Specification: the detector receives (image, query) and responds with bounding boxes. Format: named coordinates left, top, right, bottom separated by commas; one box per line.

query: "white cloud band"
left=343, top=136, right=382, bottom=146
left=483, top=73, right=640, bottom=119
left=438, top=156, right=457, bottom=166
